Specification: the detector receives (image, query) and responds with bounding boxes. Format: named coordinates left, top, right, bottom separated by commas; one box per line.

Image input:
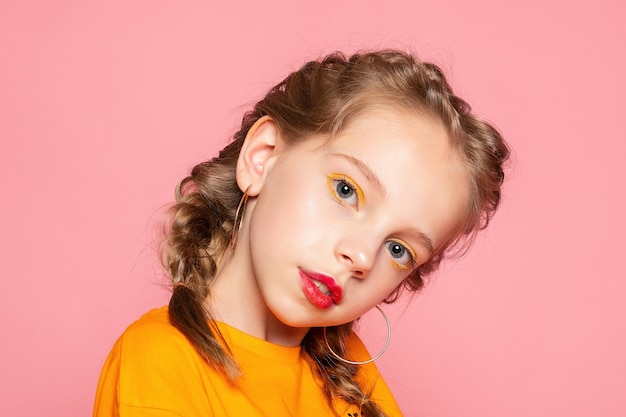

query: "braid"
left=163, top=149, right=243, bottom=379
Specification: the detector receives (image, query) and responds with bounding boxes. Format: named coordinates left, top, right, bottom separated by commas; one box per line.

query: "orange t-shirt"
left=94, top=306, right=403, bottom=416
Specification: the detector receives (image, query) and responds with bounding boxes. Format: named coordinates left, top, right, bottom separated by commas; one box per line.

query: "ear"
left=236, top=116, right=281, bottom=196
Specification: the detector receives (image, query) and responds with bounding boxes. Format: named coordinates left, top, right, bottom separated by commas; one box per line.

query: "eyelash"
left=327, top=173, right=364, bottom=208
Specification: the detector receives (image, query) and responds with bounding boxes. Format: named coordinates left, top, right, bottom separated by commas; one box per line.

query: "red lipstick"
left=299, top=269, right=343, bottom=309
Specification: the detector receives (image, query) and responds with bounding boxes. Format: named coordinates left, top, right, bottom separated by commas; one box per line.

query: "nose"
left=335, top=236, right=377, bottom=279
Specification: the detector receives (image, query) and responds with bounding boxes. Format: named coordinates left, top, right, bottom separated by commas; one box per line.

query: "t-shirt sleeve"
left=93, top=311, right=212, bottom=417
left=345, top=331, right=405, bottom=417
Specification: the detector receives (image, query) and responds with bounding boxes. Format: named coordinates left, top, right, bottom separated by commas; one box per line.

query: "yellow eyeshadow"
left=326, top=173, right=365, bottom=206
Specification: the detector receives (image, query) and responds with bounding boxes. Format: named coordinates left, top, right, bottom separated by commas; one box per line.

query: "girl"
left=94, top=50, right=509, bottom=417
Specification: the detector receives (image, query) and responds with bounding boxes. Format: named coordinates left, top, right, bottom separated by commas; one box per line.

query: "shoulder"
left=345, top=330, right=405, bottom=416
left=120, top=306, right=189, bottom=352
left=95, top=307, right=212, bottom=416
left=114, top=306, right=205, bottom=374
left=344, top=330, right=372, bottom=361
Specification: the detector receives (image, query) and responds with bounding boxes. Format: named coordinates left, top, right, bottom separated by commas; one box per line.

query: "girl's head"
left=180, top=50, right=508, bottom=298
left=165, top=49, right=509, bottom=415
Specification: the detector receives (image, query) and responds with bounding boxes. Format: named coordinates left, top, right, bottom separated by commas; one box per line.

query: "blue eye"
left=385, top=241, right=414, bottom=268
left=336, top=180, right=355, bottom=200
left=328, top=175, right=361, bottom=207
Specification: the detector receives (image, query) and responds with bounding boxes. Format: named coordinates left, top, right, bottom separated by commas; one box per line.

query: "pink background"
left=1, top=1, right=625, bottom=416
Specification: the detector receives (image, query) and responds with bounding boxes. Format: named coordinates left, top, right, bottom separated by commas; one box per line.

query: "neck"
left=207, top=248, right=309, bottom=347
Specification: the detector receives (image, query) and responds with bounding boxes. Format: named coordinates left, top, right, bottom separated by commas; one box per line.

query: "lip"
left=298, top=269, right=343, bottom=309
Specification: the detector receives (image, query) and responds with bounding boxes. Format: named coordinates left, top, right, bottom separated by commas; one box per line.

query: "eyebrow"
left=406, top=227, right=435, bottom=256
left=332, top=152, right=435, bottom=256
left=332, top=153, right=387, bottom=199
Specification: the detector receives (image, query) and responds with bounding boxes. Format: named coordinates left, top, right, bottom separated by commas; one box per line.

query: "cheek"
left=373, top=271, right=407, bottom=298
left=250, top=178, right=329, bottom=252
left=347, top=259, right=408, bottom=301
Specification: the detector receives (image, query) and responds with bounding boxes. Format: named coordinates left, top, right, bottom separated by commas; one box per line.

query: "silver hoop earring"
left=323, top=305, right=391, bottom=366
left=230, top=186, right=250, bottom=251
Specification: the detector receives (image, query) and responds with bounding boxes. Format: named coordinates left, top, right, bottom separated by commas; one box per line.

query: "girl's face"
left=244, top=106, right=469, bottom=329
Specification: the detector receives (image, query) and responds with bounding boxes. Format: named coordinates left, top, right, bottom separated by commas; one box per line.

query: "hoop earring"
left=323, top=305, right=391, bottom=366
left=230, top=186, right=250, bottom=251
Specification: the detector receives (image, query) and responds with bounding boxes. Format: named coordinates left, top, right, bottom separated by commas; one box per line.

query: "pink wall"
left=1, top=1, right=625, bottom=416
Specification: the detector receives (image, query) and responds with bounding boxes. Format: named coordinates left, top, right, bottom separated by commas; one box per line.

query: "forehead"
left=320, top=106, right=470, bottom=249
